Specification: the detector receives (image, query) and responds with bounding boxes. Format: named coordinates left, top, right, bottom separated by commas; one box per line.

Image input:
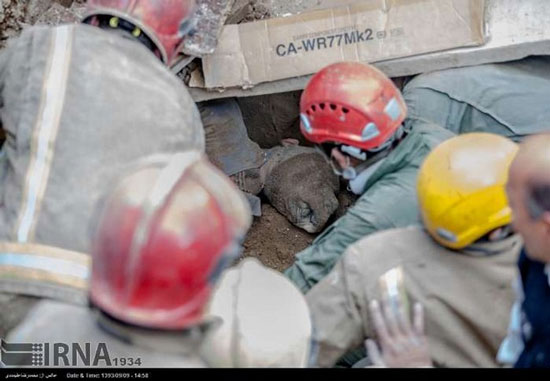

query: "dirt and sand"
left=243, top=204, right=315, bottom=271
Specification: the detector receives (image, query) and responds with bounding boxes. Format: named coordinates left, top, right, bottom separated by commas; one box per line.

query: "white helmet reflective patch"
left=300, top=113, right=313, bottom=134
left=384, top=97, right=402, bottom=121
left=361, top=122, right=380, bottom=141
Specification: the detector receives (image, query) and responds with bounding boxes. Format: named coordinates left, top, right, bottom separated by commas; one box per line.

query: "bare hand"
left=365, top=299, right=433, bottom=368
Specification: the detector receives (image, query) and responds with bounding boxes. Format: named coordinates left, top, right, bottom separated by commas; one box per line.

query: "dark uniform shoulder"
left=516, top=250, right=550, bottom=368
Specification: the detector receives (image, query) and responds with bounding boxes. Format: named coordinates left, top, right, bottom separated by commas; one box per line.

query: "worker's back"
left=0, top=23, right=204, bottom=254
left=0, top=23, right=204, bottom=336
left=307, top=226, right=521, bottom=368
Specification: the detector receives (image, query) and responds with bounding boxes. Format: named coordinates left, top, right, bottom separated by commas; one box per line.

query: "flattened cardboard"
left=202, top=0, right=486, bottom=89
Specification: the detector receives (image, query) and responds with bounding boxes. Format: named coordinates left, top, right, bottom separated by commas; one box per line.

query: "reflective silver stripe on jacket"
left=0, top=241, right=90, bottom=305
left=15, top=26, right=74, bottom=243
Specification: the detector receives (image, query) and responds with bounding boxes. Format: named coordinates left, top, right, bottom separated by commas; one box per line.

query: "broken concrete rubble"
left=226, top=0, right=252, bottom=24
left=0, top=0, right=31, bottom=46
left=0, top=0, right=84, bottom=47
left=35, top=2, right=84, bottom=26
left=182, top=0, right=236, bottom=57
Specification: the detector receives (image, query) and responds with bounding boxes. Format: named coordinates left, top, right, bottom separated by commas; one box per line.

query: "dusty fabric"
left=403, top=56, right=550, bottom=142
left=200, top=259, right=312, bottom=368
left=284, top=121, right=454, bottom=292
left=306, top=226, right=522, bottom=368
left=0, top=292, right=38, bottom=339
left=263, top=149, right=339, bottom=233
left=0, top=24, right=203, bottom=328
left=198, top=97, right=339, bottom=232
left=7, top=300, right=207, bottom=368
left=199, top=98, right=266, bottom=217
left=199, top=98, right=265, bottom=177
left=0, top=24, right=203, bottom=254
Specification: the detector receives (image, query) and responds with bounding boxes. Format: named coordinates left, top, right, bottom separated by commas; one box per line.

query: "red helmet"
left=90, top=152, right=251, bottom=330
left=85, top=0, right=196, bottom=65
left=300, top=62, right=407, bottom=151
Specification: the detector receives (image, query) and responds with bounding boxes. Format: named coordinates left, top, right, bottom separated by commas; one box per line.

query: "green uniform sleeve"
left=285, top=165, right=419, bottom=293
left=285, top=123, right=453, bottom=293
left=402, top=57, right=550, bottom=141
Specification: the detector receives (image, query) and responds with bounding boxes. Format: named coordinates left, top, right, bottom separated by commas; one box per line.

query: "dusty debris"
left=0, top=0, right=29, bottom=46
left=241, top=185, right=356, bottom=273
left=35, top=2, right=82, bottom=26
left=26, top=0, right=55, bottom=24
left=240, top=0, right=271, bottom=22
left=226, top=0, right=252, bottom=24
left=266, top=0, right=343, bottom=17
left=230, top=1, right=361, bottom=25
left=242, top=203, right=315, bottom=272
left=0, top=0, right=84, bottom=47
left=264, top=150, right=340, bottom=233
left=183, top=0, right=236, bottom=57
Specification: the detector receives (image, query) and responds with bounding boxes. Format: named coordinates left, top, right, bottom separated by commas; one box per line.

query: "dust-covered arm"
left=305, top=245, right=372, bottom=367
left=283, top=157, right=424, bottom=293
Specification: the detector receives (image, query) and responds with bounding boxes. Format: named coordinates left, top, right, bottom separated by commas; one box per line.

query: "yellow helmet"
left=417, top=133, right=518, bottom=250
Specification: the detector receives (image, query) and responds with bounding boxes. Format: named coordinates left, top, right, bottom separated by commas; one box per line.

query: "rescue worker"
left=0, top=0, right=202, bottom=336
left=284, top=61, right=454, bottom=292
left=499, top=134, right=550, bottom=368
left=200, top=258, right=314, bottom=368
left=6, top=153, right=252, bottom=367
left=285, top=58, right=550, bottom=293
left=305, top=133, right=522, bottom=368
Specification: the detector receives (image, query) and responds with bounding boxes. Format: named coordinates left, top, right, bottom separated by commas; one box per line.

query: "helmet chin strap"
left=340, top=147, right=392, bottom=180
left=337, top=125, right=407, bottom=180
left=342, top=167, right=357, bottom=181
left=83, top=15, right=161, bottom=61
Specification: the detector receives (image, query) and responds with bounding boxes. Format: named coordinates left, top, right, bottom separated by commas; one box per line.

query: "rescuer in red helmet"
left=0, top=0, right=204, bottom=336
left=82, top=0, right=197, bottom=65
left=284, top=62, right=455, bottom=293
left=299, top=61, right=408, bottom=177
left=5, top=154, right=252, bottom=367
left=285, top=58, right=550, bottom=296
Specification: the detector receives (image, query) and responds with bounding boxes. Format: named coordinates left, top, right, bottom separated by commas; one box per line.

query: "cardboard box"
left=189, top=0, right=550, bottom=102
left=202, top=0, right=486, bottom=89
